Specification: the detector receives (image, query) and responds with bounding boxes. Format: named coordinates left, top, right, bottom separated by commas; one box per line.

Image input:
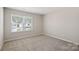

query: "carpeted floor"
left=2, top=35, right=79, bottom=51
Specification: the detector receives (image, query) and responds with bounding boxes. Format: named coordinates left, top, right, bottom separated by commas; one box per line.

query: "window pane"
left=12, top=16, right=23, bottom=23
left=23, top=16, right=32, bottom=31
left=11, top=15, right=23, bottom=32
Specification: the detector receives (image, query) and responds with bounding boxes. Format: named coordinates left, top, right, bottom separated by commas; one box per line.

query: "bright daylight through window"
left=11, top=15, right=32, bottom=32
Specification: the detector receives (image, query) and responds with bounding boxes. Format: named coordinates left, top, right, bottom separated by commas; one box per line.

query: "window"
left=11, top=15, right=32, bottom=32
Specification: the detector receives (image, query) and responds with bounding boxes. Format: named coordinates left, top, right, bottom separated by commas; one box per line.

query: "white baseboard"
left=44, top=33, right=79, bottom=45
left=0, top=41, right=3, bottom=50
left=4, top=33, right=79, bottom=45
left=4, top=33, right=43, bottom=42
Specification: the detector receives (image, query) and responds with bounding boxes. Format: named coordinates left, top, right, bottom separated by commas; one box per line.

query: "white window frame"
left=11, top=14, right=33, bottom=33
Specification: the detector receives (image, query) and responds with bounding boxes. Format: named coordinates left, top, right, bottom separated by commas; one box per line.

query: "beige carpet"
left=2, top=35, right=79, bottom=51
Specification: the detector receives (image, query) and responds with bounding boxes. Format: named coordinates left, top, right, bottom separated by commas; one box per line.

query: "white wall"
left=0, top=7, right=4, bottom=50
left=4, top=8, right=43, bottom=41
left=44, top=8, right=79, bottom=45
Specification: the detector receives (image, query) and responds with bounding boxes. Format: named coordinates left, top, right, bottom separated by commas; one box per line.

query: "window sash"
left=11, top=15, right=32, bottom=32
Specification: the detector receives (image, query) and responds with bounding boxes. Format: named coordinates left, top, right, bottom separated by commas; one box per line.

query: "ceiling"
left=7, top=7, right=63, bottom=15
left=7, top=7, right=79, bottom=15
